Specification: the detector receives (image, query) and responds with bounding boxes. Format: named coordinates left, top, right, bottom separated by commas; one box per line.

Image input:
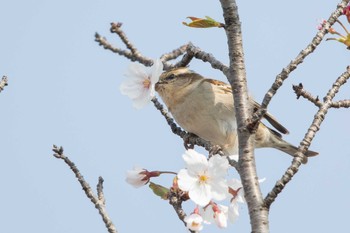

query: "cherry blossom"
left=120, top=59, right=163, bottom=109
left=177, top=150, right=229, bottom=206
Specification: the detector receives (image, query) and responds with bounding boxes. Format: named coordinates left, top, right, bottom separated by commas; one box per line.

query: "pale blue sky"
left=0, top=1, right=349, bottom=233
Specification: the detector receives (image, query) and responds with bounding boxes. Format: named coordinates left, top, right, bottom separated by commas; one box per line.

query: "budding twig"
left=251, top=0, right=349, bottom=126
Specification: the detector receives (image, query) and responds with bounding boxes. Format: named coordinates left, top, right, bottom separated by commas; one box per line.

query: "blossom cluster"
left=125, top=149, right=255, bottom=231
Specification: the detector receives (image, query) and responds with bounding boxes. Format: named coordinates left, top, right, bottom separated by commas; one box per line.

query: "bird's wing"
left=252, top=100, right=289, bottom=134
left=204, top=78, right=289, bottom=135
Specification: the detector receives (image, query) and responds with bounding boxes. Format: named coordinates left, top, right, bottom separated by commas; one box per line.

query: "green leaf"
left=182, top=16, right=224, bottom=28
left=149, top=182, right=169, bottom=200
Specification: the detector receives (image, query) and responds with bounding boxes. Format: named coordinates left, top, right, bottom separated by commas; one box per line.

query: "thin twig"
left=160, top=44, right=188, bottom=63
left=251, top=0, right=349, bottom=126
left=95, top=23, right=153, bottom=67
left=96, top=23, right=188, bottom=70
left=264, top=66, right=350, bottom=209
left=330, top=99, right=350, bottom=108
left=52, top=145, right=117, bottom=233
left=97, top=177, right=106, bottom=205
left=293, top=83, right=350, bottom=108
left=0, top=76, right=8, bottom=93
left=168, top=189, right=194, bottom=233
left=293, top=83, right=322, bottom=106
left=110, top=22, right=140, bottom=55
left=175, top=43, right=229, bottom=75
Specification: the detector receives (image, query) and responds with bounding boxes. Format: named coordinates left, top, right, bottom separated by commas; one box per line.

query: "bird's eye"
left=166, top=74, right=176, bottom=81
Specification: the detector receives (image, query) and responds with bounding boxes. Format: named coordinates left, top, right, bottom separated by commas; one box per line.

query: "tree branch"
left=95, top=22, right=188, bottom=70
left=160, top=44, right=188, bottom=64
left=220, top=0, right=268, bottom=232
left=293, top=82, right=350, bottom=108
left=265, top=66, right=350, bottom=208
left=251, top=0, right=350, bottom=126
left=52, top=145, right=118, bottom=233
left=168, top=189, right=195, bottom=233
left=0, top=76, right=8, bottom=93
left=175, top=43, right=229, bottom=75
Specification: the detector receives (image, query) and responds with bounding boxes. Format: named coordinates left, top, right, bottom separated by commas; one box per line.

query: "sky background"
left=0, top=0, right=349, bottom=233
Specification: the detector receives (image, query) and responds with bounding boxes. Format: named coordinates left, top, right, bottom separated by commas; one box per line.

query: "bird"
left=155, top=67, right=318, bottom=161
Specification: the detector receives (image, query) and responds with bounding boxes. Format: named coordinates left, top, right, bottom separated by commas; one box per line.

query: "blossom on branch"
left=200, top=203, right=228, bottom=228
left=177, top=150, right=229, bottom=206
left=125, top=167, right=160, bottom=188
left=120, top=59, right=163, bottom=109
left=184, top=213, right=204, bottom=231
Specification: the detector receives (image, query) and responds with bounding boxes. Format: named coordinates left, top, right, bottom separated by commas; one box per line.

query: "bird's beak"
left=155, top=82, right=161, bottom=91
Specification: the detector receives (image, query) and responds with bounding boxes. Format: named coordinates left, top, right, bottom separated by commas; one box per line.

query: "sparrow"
left=155, top=67, right=318, bottom=160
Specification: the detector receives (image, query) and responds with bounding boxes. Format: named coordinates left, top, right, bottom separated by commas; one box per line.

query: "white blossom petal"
left=182, top=149, right=208, bottom=174
left=120, top=59, right=163, bottom=109
left=177, top=169, right=197, bottom=191
left=184, top=213, right=204, bottom=231
left=214, top=205, right=228, bottom=228
left=178, top=150, right=229, bottom=206
left=228, top=200, right=239, bottom=223
left=209, top=179, right=228, bottom=201
left=125, top=167, right=148, bottom=188
left=208, top=154, right=229, bottom=178
left=150, top=59, right=163, bottom=83
left=188, top=180, right=212, bottom=206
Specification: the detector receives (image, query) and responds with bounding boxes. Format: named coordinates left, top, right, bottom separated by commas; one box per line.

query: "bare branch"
left=330, top=99, right=350, bottom=108
left=96, top=23, right=190, bottom=71
left=293, top=83, right=322, bottom=106
left=0, top=76, right=8, bottom=93
left=293, top=83, right=350, bottom=108
left=265, top=66, right=350, bottom=208
left=175, top=43, right=229, bottom=75
left=160, top=44, right=188, bottom=63
left=251, top=0, right=350, bottom=125
left=52, top=145, right=118, bottom=233
left=110, top=22, right=139, bottom=55
left=95, top=22, right=153, bottom=67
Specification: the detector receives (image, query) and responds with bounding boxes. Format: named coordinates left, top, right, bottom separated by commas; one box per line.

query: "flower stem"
left=337, top=19, right=350, bottom=34
left=158, top=171, right=178, bottom=175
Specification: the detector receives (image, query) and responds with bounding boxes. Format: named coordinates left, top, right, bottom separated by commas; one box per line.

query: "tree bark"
left=219, top=0, right=269, bottom=232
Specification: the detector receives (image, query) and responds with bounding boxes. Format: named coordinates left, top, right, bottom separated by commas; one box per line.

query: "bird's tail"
left=269, top=131, right=318, bottom=164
